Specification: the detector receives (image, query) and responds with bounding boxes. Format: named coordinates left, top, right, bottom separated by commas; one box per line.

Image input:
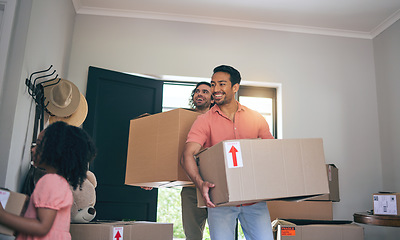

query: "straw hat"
left=43, top=79, right=80, bottom=117
left=49, top=92, right=88, bottom=127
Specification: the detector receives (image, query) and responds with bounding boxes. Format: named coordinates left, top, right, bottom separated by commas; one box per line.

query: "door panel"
left=84, top=66, right=163, bottom=221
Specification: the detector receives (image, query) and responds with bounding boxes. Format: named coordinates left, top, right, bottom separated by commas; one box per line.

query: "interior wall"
left=68, top=14, right=383, bottom=226
left=0, top=0, right=75, bottom=191
left=374, top=19, right=400, bottom=192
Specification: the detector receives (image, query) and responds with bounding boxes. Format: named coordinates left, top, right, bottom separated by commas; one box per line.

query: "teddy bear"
left=70, top=171, right=97, bottom=223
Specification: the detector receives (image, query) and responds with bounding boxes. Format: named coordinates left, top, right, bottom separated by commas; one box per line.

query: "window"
left=162, top=82, right=196, bottom=111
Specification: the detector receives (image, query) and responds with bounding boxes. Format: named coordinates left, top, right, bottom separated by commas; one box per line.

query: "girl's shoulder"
left=32, top=174, right=72, bottom=208
left=36, top=173, right=69, bottom=187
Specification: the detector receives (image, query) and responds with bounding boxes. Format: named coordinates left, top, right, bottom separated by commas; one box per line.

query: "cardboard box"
left=267, top=200, right=333, bottom=221
left=0, top=188, right=28, bottom=236
left=70, top=221, right=173, bottom=240
left=373, top=192, right=400, bottom=215
left=277, top=223, right=364, bottom=240
left=125, top=108, right=200, bottom=188
left=196, top=138, right=330, bottom=207
left=308, top=164, right=340, bottom=202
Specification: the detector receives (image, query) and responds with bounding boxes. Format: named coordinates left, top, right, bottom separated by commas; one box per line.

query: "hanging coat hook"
left=32, top=70, right=56, bottom=89
left=28, top=65, right=53, bottom=82
left=40, top=75, right=60, bottom=87
left=26, top=65, right=53, bottom=95
left=25, top=65, right=58, bottom=108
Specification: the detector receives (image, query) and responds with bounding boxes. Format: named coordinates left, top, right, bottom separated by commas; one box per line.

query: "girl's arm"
left=0, top=204, right=57, bottom=236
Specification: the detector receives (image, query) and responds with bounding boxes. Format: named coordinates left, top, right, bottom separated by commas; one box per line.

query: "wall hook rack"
left=22, top=65, right=60, bottom=195
left=25, top=65, right=59, bottom=107
left=25, top=65, right=60, bottom=135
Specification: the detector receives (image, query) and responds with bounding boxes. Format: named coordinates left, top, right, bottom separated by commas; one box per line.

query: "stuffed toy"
left=70, top=171, right=97, bottom=223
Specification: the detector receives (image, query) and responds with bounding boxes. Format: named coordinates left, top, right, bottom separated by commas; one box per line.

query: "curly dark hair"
left=189, top=81, right=212, bottom=109
left=35, top=121, right=96, bottom=190
left=213, top=65, right=241, bottom=86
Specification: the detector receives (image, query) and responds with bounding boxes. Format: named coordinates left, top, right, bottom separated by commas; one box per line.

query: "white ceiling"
left=72, top=0, right=400, bottom=39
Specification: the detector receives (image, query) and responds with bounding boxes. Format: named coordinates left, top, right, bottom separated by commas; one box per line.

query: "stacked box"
left=267, top=200, right=333, bottom=221
left=373, top=192, right=400, bottom=215
left=267, top=164, right=339, bottom=221
left=277, top=223, right=363, bottom=240
left=70, top=221, right=173, bottom=240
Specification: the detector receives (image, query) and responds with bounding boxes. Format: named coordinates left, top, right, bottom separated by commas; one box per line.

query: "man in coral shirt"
left=181, top=65, right=274, bottom=240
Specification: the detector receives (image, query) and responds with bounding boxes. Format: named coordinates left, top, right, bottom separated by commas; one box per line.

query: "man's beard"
left=195, top=102, right=209, bottom=109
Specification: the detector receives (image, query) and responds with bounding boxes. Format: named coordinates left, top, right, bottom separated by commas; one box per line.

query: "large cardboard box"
left=70, top=221, right=173, bottom=240
left=267, top=200, right=333, bottom=221
left=308, top=164, right=339, bottom=201
left=125, top=108, right=200, bottom=188
left=0, top=188, right=28, bottom=236
left=197, top=138, right=330, bottom=207
left=277, top=223, right=364, bottom=240
left=373, top=192, right=400, bottom=215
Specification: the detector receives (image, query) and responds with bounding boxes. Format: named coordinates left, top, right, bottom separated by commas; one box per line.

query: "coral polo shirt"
left=187, top=101, right=274, bottom=148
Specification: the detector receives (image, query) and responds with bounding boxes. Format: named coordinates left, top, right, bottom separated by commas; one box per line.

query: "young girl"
left=0, top=121, right=96, bottom=240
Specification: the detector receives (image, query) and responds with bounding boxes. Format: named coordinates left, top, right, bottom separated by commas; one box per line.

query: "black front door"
left=84, top=66, right=163, bottom=221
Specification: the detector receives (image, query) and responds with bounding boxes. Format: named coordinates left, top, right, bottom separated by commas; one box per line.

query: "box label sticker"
left=113, top=227, right=123, bottom=240
left=224, top=142, right=243, bottom=168
left=374, top=195, right=397, bottom=215
left=0, top=189, right=10, bottom=208
left=281, top=226, right=296, bottom=236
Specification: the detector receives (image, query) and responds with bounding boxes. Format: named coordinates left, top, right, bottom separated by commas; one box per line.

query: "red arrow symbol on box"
left=114, top=231, right=121, bottom=240
left=229, top=146, right=239, bottom=167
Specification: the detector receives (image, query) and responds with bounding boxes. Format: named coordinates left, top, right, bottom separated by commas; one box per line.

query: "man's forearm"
left=181, top=153, right=204, bottom=188
left=182, top=153, right=216, bottom=207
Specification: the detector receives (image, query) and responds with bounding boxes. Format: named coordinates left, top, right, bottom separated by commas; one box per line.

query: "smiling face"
left=211, top=71, right=239, bottom=106
left=193, top=83, right=212, bottom=110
